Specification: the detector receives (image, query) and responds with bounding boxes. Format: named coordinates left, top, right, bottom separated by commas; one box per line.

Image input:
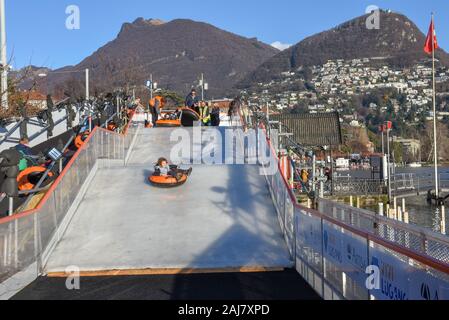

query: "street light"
left=146, top=74, right=158, bottom=100
left=199, top=73, right=208, bottom=101
left=379, top=124, right=385, bottom=155
left=385, top=121, right=393, bottom=203
left=1, top=0, right=8, bottom=109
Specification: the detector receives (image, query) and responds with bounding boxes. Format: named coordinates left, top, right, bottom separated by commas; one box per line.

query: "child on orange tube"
left=154, top=158, right=192, bottom=179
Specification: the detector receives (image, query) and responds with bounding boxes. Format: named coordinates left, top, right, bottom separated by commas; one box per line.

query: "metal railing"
left=318, top=199, right=449, bottom=262
left=0, top=100, right=93, bottom=151
left=329, top=178, right=385, bottom=196
left=0, top=115, right=139, bottom=298
left=392, top=173, right=449, bottom=195
left=257, top=123, right=449, bottom=300
left=323, top=172, right=449, bottom=197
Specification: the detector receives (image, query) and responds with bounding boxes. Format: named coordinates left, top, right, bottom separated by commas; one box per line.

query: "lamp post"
left=199, top=73, right=208, bottom=101
left=146, top=74, right=158, bottom=100
left=86, top=68, right=91, bottom=131
left=385, top=121, right=393, bottom=203
left=379, top=125, right=385, bottom=155
left=0, top=0, right=8, bottom=109
left=150, top=74, right=153, bottom=100
left=85, top=68, right=89, bottom=101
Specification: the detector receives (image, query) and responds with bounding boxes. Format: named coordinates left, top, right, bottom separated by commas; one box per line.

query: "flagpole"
left=431, top=12, right=439, bottom=199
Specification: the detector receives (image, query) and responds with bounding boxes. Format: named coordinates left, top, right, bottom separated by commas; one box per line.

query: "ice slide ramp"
left=44, top=127, right=293, bottom=275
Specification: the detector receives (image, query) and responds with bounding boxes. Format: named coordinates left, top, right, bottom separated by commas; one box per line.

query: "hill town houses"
left=246, top=57, right=449, bottom=126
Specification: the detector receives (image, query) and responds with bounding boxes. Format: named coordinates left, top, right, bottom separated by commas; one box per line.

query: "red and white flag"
left=424, top=18, right=438, bottom=54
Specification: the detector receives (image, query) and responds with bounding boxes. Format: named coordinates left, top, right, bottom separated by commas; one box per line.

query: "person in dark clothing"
left=185, top=89, right=200, bottom=114
left=15, top=138, right=43, bottom=171
left=211, top=103, right=221, bottom=127
left=325, top=167, right=332, bottom=182
left=46, top=94, right=55, bottom=111
left=149, top=95, right=163, bottom=127
left=15, top=138, right=33, bottom=157
left=151, top=99, right=159, bottom=127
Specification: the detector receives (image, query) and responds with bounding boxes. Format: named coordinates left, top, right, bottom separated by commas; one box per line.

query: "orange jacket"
left=149, top=96, right=165, bottom=109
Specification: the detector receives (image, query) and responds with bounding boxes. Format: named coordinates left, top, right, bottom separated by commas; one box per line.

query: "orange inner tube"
left=17, top=167, right=55, bottom=191
left=156, top=119, right=181, bottom=127
left=75, top=131, right=90, bottom=149
left=149, top=174, right=188, bottom=187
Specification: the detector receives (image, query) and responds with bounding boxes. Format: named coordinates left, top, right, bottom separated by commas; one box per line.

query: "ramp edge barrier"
left=40, top=161, right=100, bottom=271
left=318, top=199, right=449, bottom=260
left=0, top=112, right=139, bottom=298
left=257, top=122, right=449, bottom=300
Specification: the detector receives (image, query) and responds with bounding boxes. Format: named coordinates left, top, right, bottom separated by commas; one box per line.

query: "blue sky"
left=6, top=0, right=449, bottom=69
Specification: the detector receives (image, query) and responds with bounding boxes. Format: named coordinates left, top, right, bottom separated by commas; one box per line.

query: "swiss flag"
left=424, top=18, right=438, bottom=54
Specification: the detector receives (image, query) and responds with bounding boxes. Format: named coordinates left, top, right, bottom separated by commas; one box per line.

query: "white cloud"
left=271, top=41, right=292, bottom=51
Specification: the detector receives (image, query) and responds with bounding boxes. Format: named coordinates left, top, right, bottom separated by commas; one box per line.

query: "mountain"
left=43, top=18, right=279, bottom=98
left=238, top=11, right=449, bottom=89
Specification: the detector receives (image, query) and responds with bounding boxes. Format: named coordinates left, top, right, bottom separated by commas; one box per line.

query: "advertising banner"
left=284, top=193, right=295, bottom=256
left=296, top=210, right=323, bottom=270
left=370, top=244, right=449, bottom=300
left=323, top=222, right=369, bottom=290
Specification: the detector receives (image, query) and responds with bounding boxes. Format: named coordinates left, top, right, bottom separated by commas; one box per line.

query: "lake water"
left=403, top=195, right=448, bottom=234
left=338, top=166, right=449, bottom=235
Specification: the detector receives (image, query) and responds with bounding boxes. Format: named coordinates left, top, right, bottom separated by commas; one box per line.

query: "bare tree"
left=422, top=120, right=449, bottom=163
left=0, top=56, right=44, bottom=119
